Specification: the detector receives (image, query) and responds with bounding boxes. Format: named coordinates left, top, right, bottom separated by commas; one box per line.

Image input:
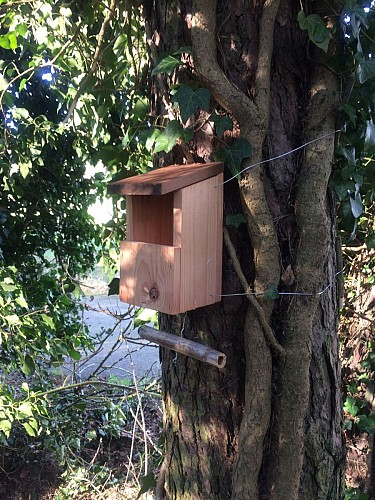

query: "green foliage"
left=108, top=277, right=120, bottom=295
left=0, top=1, right=155, bottom=482
left=172, top=86, right=211, bottom=123
left=326, top=6, right=375, bottom=246
left=153, top=120, right=193, bottom=153
left=138, top=473, right=157, bottom=498
left=345, top=487, right=369, bottom=500
left=297, top=11, right=330, bottom=53
left=226, top=214, right=246, bottom=228
left=0, top=266, right=91, bottom=378
left=214, top=137, right=252, bottom=177
left=264, top=283, right=280, bottom=301
left=151, top=47, right=192, bottom=76
left=211, top=113, right=233, bottom=138
left=134, top=308, right=159, bottom=329
left=344, top=338, right=375, bottom=434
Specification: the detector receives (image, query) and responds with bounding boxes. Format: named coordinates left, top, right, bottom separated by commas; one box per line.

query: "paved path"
left=66, top=296, right=161, bottom=381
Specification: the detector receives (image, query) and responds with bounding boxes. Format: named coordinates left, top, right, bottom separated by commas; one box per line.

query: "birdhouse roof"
left=107, top=162, right=223, bottom=196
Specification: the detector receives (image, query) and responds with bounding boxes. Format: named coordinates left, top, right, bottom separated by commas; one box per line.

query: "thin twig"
left=223, top=227, right=285, bottom=357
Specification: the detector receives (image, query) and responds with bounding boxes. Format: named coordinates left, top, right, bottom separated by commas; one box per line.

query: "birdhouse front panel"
left=108, top=162, right=224, bottom=315
left=120, top=241, right=181, bottom=314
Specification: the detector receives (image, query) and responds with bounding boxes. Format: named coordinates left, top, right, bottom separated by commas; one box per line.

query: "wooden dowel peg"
left=138, top=325, right=226, bottom=369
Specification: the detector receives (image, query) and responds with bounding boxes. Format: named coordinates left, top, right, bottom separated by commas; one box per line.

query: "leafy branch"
left=63, top=0, right=119, bottom=124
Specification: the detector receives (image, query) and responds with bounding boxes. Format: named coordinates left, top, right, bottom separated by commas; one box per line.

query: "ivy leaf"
left=211, top=113, right=233, bottom=137
left=357, top=57, right=375, bottom=84
left=264, top=283, right=280, bottom=300
left=151, top=55, right=181, bottom=76
left=226, top=214, right=246, bottom=228
left=339, top=103, right=357, bottom=127
left=154, top=120, right=193, bottom=153
left=172, top=86, right=211, bottom=123
left=364, top=119, right=375, bottom=153
left=344, top=396, right=359, bottom=417
left=151, top=47, right=192, bottom=76
left=137, top=473, right=157, bottom=498
left=108, top=277, right=120, bottom=296
left=132, top=98, right=149, bottom=122
left=214, top=138, right=252, bottom=177
left=349, top=186, right=363, bottom=219
left=297, top=11, right=330, bottom=53
left=339, top=146, right=356, bottom=168
left=172, top=46, right=192, bottom=55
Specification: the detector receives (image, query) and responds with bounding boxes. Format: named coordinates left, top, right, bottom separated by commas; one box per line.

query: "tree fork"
left=265, top=49, right=339, bottom=500
left=192, top=0, right=281, bottom=497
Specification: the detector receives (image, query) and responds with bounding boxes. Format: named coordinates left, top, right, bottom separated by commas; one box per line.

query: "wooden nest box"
left=107, top=162, right=224, bottom=315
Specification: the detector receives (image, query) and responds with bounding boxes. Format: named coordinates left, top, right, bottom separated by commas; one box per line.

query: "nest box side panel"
left=120, top=241, right=181, bottom=315
left=178, top=173, right=223, bottom=311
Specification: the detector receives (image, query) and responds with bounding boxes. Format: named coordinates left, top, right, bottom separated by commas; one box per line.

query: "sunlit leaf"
left=19, top=161, right=31, bottom=179
left=154, top=120, right=193, bottom=153
left=17, top=402, right=33, bottom=418
left=0, top=35, right=10, bottom=49
left=15, top=296, right=28, bottom=308
left=152, top=55, right=181, bottom=76
left=5, top=314, right=20, bottom=325
left=23, top=418, right=38, bottom=437
left=8, top=33, right=17, bottom=50
left=134, top=308, right=158, bottom=328
left=11, top=107, right=29, bottom=120
left=0, top=419, right=12, bottom=438
left=0, top=74, right=8, bottom=91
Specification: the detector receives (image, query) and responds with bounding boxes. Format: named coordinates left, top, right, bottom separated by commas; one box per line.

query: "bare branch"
left=223, top=227, right=285, bottom=357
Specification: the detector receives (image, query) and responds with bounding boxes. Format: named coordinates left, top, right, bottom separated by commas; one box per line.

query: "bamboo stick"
left=138, top=325, right=226, bottom=369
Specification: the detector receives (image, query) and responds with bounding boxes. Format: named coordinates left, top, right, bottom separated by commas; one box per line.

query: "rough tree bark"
left=141, top=0, right=345, bottom=498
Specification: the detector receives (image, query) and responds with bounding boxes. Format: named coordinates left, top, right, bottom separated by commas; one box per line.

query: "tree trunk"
left=141, top=0, right=345, bottom=498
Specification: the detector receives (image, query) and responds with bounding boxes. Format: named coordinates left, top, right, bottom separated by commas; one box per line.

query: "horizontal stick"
left=138, top=325, right=226, bottom=369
